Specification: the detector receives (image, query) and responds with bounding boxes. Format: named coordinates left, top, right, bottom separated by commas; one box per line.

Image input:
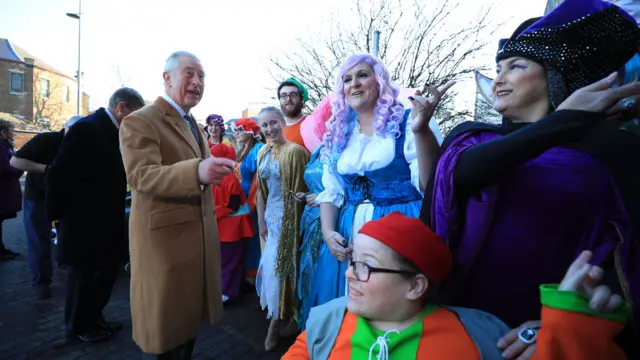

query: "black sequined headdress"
left=496, top=18, right=541, bottom=62
left=497, top=0, right=640, bottom=94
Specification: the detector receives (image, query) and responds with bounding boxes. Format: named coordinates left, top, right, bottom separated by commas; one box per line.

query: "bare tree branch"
left=113, top=65, right=132, bottom=88
left=32, top=70, right=69, bottom=130
left=269, top=0, right=499, bottom=133
left=105, top=64, right=133, bottom=91
left=473, top=86, right=502, bottom=127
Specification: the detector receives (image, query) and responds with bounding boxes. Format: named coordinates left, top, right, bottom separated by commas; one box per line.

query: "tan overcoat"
left=119, top=97, right=223, bottom=354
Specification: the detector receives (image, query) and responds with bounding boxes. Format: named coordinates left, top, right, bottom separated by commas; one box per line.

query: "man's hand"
left=197, top=156, right=236, bottom=186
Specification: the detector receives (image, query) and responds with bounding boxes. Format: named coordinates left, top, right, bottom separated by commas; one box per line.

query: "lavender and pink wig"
left=322, top=53, right=405, bottom=163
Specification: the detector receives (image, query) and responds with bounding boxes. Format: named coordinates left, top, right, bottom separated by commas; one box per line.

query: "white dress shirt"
left=162, top=95, right=205, bottom=189
left=105, top=108, right=119, bottom=129
left=163, top=95, right=195, bottom=126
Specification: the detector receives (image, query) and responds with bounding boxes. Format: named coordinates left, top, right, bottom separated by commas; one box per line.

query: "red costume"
left=210, top=143, right=255, bottom=242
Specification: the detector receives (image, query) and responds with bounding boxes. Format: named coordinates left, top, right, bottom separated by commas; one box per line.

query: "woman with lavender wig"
left=312, top=53, right=451, bottom=306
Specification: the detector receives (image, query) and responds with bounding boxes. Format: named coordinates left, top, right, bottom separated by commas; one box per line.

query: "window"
left=9, top=72, right=23, bottom=94
left=63, top=85, right=70, bottom=103
left=39, top=78, right=50, bottom=99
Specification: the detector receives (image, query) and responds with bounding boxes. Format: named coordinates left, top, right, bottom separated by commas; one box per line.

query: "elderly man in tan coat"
left=119, top=51, right=235, bottom=360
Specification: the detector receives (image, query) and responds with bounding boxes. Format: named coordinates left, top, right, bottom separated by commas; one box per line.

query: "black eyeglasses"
left=349, top=259, right=417, bottom=282
left=279, top=92, right=300, bottom=100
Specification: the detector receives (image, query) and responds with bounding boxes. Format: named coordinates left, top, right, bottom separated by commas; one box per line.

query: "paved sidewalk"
left=0, top=214, right=293, bottom=359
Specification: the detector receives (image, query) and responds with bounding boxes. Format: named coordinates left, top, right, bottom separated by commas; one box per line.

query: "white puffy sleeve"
left=403, top=111, right=444, bottom=193
left=315, top=163, right=346, bottom=207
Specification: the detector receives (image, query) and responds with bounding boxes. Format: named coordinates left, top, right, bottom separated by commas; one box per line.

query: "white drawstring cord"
left=368, top=329, right=400, bottom=360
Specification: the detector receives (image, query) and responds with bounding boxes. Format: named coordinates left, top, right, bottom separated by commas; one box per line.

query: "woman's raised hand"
left=558, top=250, right=624, bottom=312
left=558, top=72, right=640, bottom=114
left=409, top=80, right=456, bottom=136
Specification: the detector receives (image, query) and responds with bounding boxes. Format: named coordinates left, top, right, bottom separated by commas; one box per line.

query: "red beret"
left=233, top=118, right=262, bottom=140
left=358, top=212, right=452, bottom=282
left=210, top=143, right=236, bottom=161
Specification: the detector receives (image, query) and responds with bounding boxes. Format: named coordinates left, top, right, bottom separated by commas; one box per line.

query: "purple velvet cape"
left=430, top=130, right=639, bottom=329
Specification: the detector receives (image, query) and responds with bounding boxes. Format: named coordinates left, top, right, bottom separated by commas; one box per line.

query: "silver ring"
left=517, top=327, right=539, bottom=344
left=622, top=98, right=636, bottom=110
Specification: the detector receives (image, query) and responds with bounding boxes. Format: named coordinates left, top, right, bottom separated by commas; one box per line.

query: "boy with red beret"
left=283, top=212, right=630, bottom=359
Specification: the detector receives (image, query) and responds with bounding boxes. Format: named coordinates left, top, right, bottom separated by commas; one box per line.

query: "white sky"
left=0, top=0, right=546, bottom=123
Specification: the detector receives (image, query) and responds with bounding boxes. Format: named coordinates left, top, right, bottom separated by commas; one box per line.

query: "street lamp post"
left=372, top=30, right=380, bottom=58
left=66, top=0, right=82, bottom=115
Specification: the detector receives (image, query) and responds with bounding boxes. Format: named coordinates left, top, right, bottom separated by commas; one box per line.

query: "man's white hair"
left=64, top=115, right=83, bottom=129
left=164, top=51, right=201, bottom=74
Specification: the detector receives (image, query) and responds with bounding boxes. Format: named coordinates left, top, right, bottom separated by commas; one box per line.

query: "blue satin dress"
left=310, top=115, right=422, bottom=307
left=297, top=146, right=325, bottom=329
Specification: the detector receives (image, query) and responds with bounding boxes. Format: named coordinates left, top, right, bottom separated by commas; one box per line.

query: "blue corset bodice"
left=341, top=113, right=421, bottom=207
left=342, top=159, right=421, bottom=207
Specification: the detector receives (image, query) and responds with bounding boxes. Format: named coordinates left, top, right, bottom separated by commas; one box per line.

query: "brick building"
left=242, top=108, right=260, bottom=118
left=0, top=38, right=89, bottom=131
left=221, top=108, right=260, bottom=131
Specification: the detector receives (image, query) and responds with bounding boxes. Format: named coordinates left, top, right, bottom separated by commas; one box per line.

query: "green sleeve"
left=539, top=284, right=631, bottom=323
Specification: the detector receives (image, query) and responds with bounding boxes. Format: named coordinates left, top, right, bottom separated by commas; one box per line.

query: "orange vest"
left=283, top=116, right=307, bottom=149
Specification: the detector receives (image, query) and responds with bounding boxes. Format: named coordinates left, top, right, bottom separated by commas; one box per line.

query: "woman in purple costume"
left=423, top=0, right=640, bottom=358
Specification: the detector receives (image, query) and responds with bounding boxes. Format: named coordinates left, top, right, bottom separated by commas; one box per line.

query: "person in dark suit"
left=10, top=115, right=82, bottom=300
left=0, top=119, right=23, bottom=261
left=46, top=88, right=145, bottom=343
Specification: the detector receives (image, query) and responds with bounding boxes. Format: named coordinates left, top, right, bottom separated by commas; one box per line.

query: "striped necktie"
left=184, top=114, right=200, bottom=145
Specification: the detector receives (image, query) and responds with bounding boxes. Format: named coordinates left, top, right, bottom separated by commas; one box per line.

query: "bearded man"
left=277, top=77, right=309, bottom=149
